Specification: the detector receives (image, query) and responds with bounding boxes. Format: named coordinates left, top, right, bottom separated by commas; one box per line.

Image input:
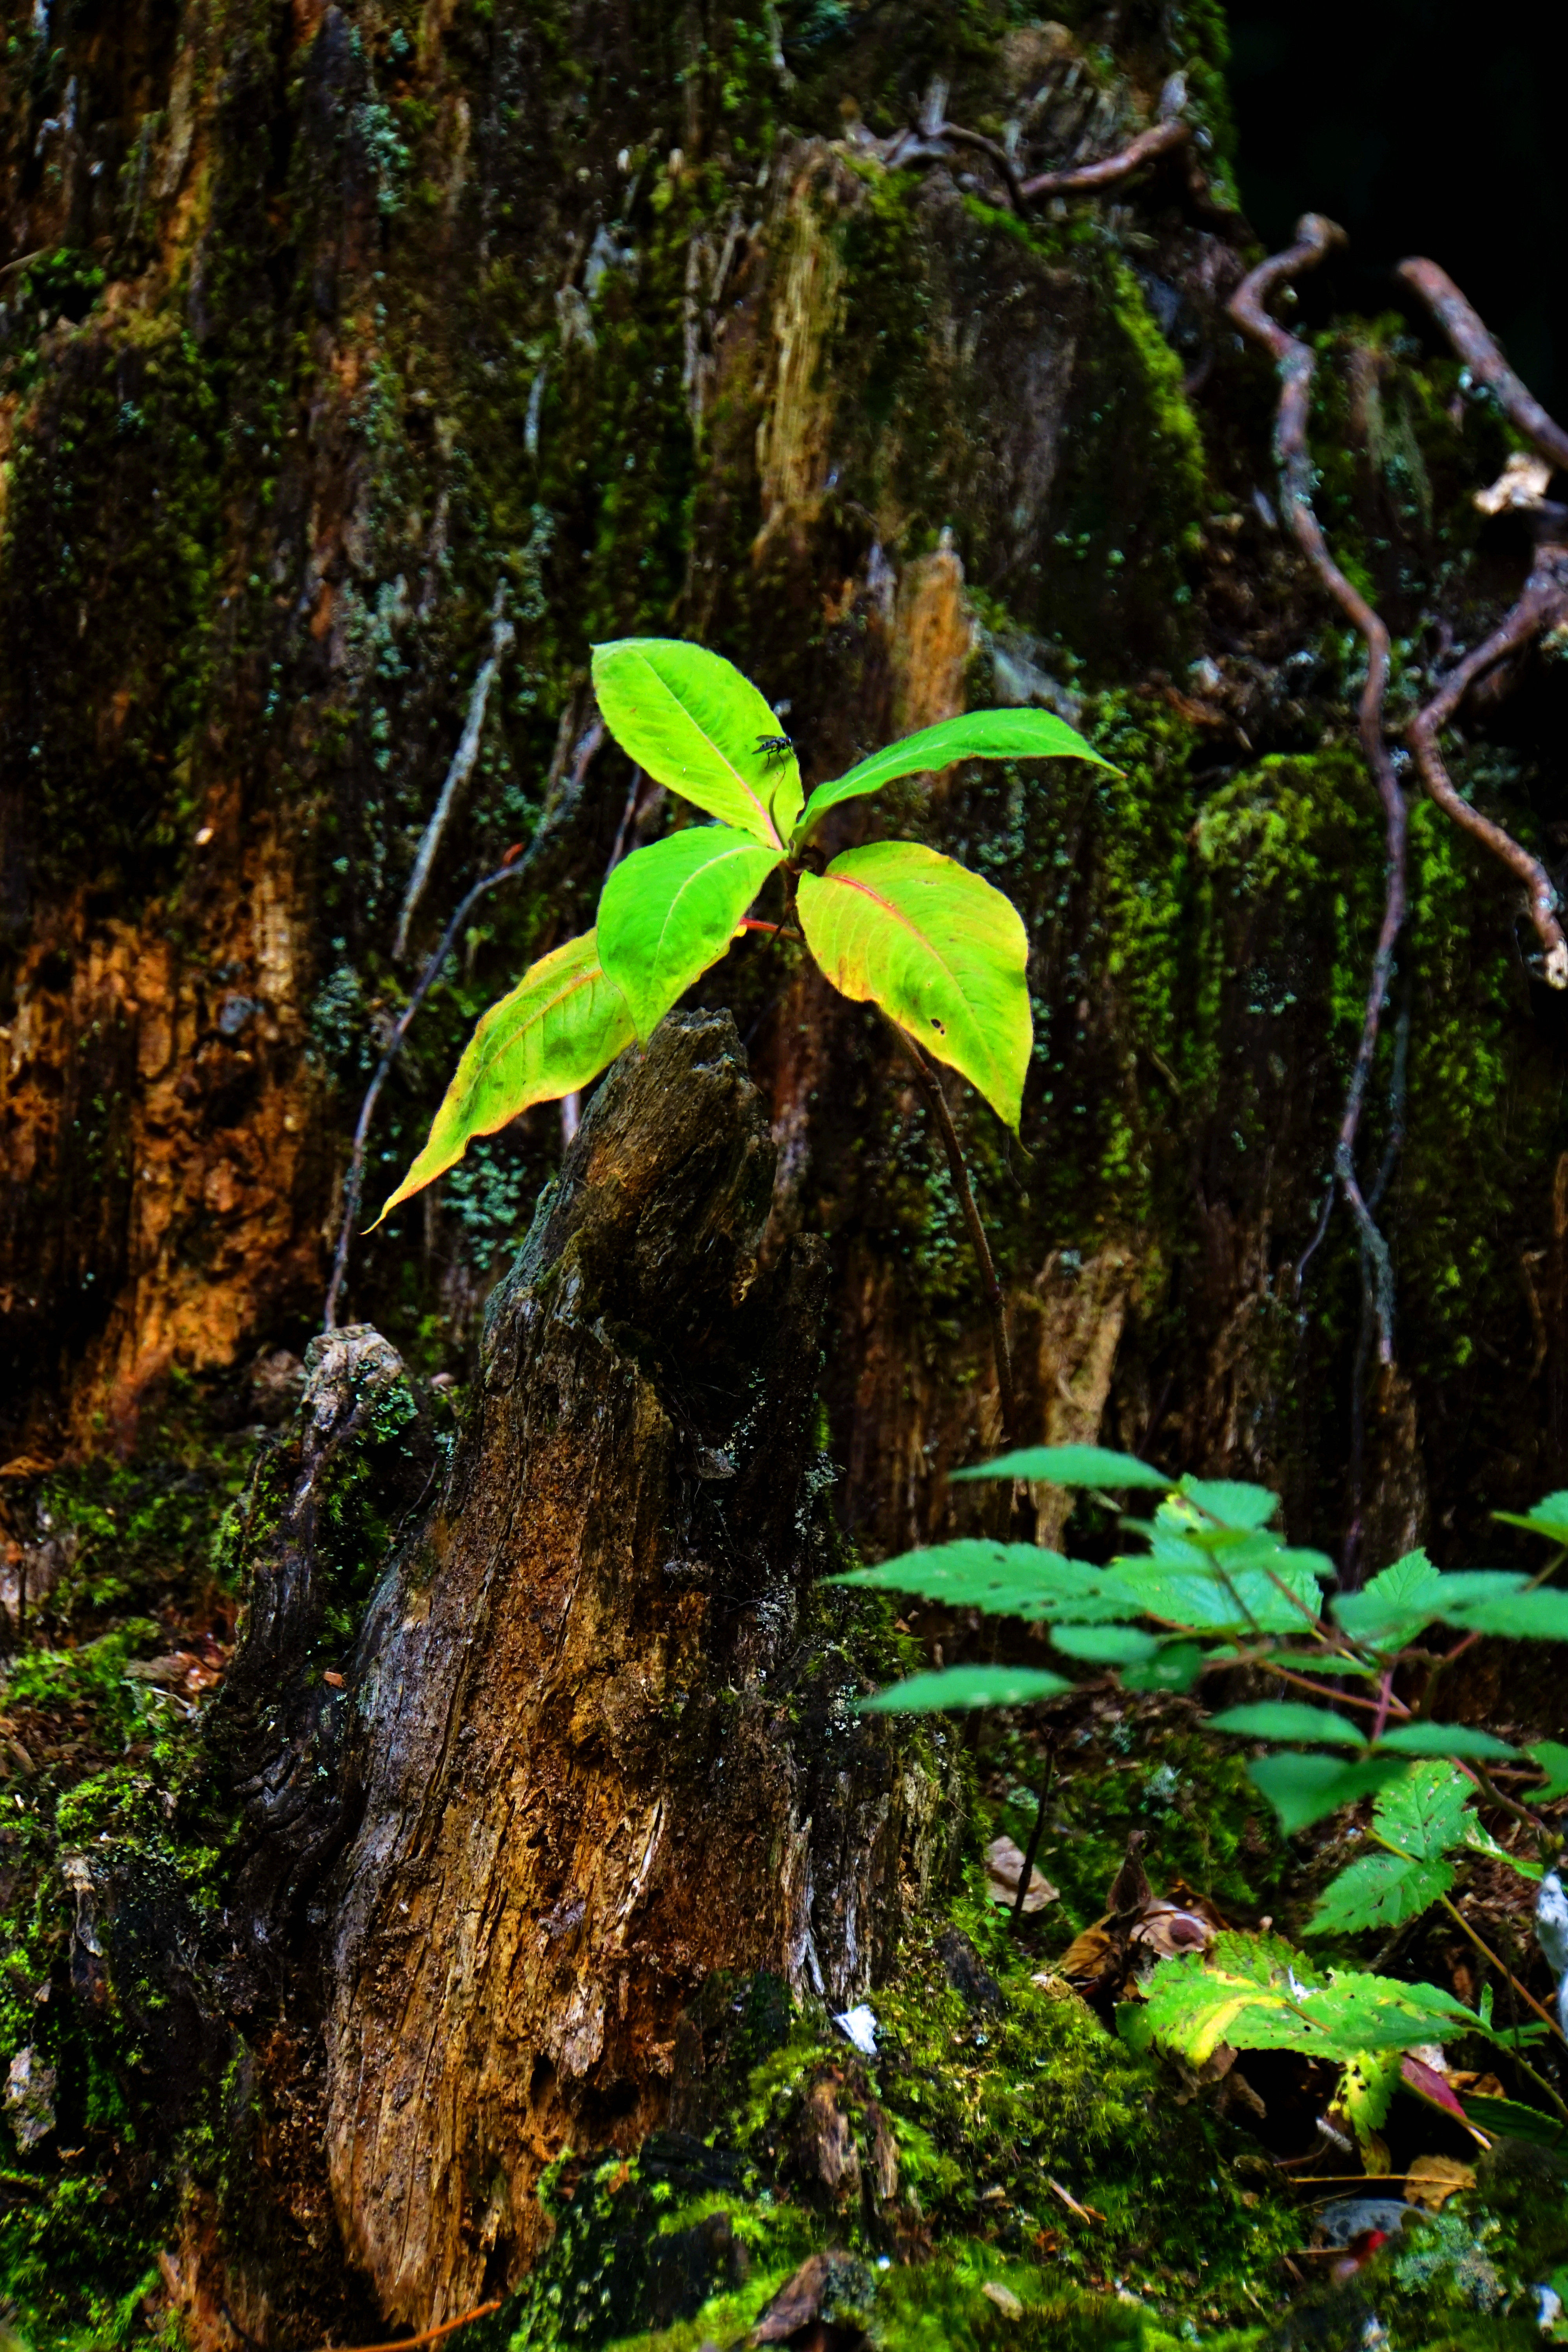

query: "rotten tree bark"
left=207, top=1013, right=947, bottom=2338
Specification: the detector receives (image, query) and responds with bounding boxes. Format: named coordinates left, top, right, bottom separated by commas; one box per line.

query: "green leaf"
left=792, top=706, right=1115, bottom=843
left=1334, top=1554, right=1528, bottom=1646
left=1248, top=1752, right=1406, bottom=1834
left=856, top=1665, right=1071, bottom=1713
left=591, top=637, right=800, bottom=846
left=1493, top=1490, right=1568, bottom=1546
left=1370, top=1758, right=1471, bottom=1860
left=1270, top=1652, right=1378, bottom=1677
left=597, top=824, right=782, bottom=1038
left=1130, top=1930, right=1480, bottom=2066
left=1528, top=1740, right=1568, bottom=1800
left=952, top=1445, right=1171, bottom=1490
left=1048, top=1624, right=1160, bottom=1665
left=1207, top=1702, right=1367, bottom=1749
left=1122, top=1642, right=1210, bottom=1693
left=1459, top=2093, right=1566, bottom=2147
left=1178, top=1476, right=1281, bottom=1530
left=1117, top=1551, right=1328, bottom=1637
left=1305, top=1852, right=1455, bottom=1937
left=1338, top=2049, right=1403, bottom=2138
left=1374, top=1722, right=1522, bottom=1762
left=828, top=1541, right=1138, bottom=1624
left=797, top=840, right=1031, bottom=1128
left=370, top=931, right=633, bottom=1225
left=1444, top=1586, right=1568, bottom=1640
left=1459, top=1816, right=1543, bottom=1880
left=1330, top=1549, right=1439, bottom=1642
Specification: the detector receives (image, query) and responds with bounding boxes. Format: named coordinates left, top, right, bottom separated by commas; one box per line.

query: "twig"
left=323, top=717, right=604, bottom=1328
left=1436, top=1892, right=1568, bottom=2053
left=1018, top=117, right=1191, bottom=202
left=1046, top=2177, right=1103, bottom=2225
left=1229, top=216, right=1408, bottom=1367
left=394, top=588, right=517, bottom=959
left=1396, top=258, right=1568, bottom=476
left=887, top=1022, right=1019, bottom=1448
left=307, top=2299, right=502, bottom=2352
left=1012, top=1741, right=1056, bottom=1934
left=1406, top=547, right=1568, bottom=987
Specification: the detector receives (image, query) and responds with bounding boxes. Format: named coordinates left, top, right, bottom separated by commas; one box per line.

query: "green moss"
left=503, top=1909, right=1297, bottom=2352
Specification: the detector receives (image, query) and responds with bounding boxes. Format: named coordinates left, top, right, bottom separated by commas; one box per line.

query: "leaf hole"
left=929, top=1016, right=945, bottom=1035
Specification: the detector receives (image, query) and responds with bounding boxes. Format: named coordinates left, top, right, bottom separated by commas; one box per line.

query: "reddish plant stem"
left=308, top=2300, right=502, bottom=2352
left=888, top=1022, right=1020, bottom=1450
left=1018, top=116, right=1191, bottom=200
left=1229, top=215, right=1408, bottom=1366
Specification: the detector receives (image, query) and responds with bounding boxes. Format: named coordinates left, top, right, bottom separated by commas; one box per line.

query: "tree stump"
left=321, top=1012, right=947, bottom=2327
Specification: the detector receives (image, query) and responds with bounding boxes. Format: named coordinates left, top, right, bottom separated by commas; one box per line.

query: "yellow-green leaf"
left=598, top=824, right=782, bottom=1038
left=792, top=707, right=1116, bottom=844
left=797, top=840, right=1031, bottom=1128
left=369, top=931, right=633, bottom=1225
left=591, top=637, right=800, bottom=846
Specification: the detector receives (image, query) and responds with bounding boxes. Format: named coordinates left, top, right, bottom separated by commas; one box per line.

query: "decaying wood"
left=321, top=1013, right=948, bottom=2328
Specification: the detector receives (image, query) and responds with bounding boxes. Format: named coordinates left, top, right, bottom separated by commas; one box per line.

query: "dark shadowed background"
left=1228, top=0, right=1564, bottom=406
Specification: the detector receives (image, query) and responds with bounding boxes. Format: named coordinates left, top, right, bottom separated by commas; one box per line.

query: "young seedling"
left=373, top=637, right=1113, bottom=1428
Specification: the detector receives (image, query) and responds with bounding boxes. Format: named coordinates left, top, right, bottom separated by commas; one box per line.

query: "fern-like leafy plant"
left=837, top=1446, right=1568, bottom=2139
left=374, top=637, right=1112, bottom=1222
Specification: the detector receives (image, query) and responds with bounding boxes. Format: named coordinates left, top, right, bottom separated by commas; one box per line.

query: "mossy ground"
left=0, top=1354, right=442, bottom=2349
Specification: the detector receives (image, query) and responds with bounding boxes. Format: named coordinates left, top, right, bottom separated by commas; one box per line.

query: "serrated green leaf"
left=591, top=637, right=799, bottom=846
left=1305, top=1852, right=1454, bottom=1936
left=952, top=1445, right=1171, bottom=1490
left=1329, top=1548, right=1437, bottom=1641
left=597, top=824, right=782, bottom=1038
left=1493, top=1490, right=1568, bottom=1546
left=1248, top=1752, right=1406, bottom=1834
left=1207, top=1702, right=1366, bottom=1749
left=1116, top=1551, right=1327, bottom=1637
left=1444, top=1586, right=1568, bottom=1640
left=1374, top=1722, right=1522, bottom=1761
left=1459, top=2093, right=1566, bottom=2147
left=1528, top=1739, right=1568, bottom=1800
left=1370, top=1758, right=1471, bottom=1860
left=1178, top=1476, right=1281, bottom=1530
left=1131, top=1930, right=1480, bottom=2066
left=792, top=706, right=1115, bottom=843
left=1334, top=1556, right=1528, bottom=1646
left=856, top=1665, right=1071, bottom=1713
left=1048, top=1624, right=1160, bottom=1665
left=1122, top=1642, right=1210, bottom=1693
left=828, top=1541, right=1140, bottom=1624
left=797, top=841, right=1031, bottom=1128
left=370, top=931, right=633, bottom=1225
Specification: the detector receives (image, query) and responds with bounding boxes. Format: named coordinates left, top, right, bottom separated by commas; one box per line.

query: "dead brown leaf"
left=1405, top=2155, right=1475, bottom=2210
left=985, top=1835, right=1057, bottom=1913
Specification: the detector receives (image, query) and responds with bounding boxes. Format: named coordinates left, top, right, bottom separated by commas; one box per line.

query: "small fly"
left=755, top=733, right=794, bottom=769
